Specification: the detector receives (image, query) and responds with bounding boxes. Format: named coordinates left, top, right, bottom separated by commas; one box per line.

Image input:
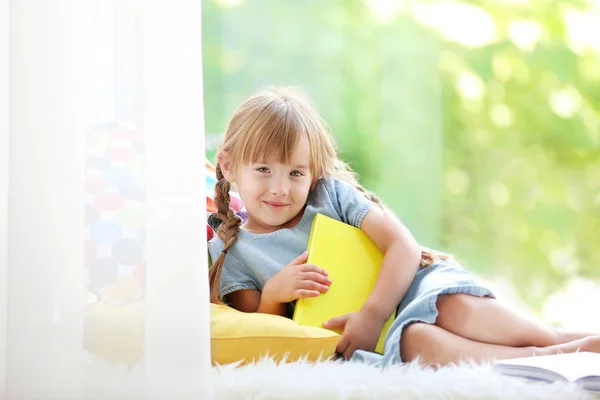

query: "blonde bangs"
left=231, top=99, right=319, bottom=176
left=222, top=87, right=337, bottom=179
left=238, top=110, right=296, bottom=166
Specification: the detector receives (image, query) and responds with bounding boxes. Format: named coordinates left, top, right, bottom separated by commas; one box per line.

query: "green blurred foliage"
left=202, top=0, right=600, bottom=313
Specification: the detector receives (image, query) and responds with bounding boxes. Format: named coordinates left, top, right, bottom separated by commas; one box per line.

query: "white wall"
left=0, top=0, right=9, bottom=395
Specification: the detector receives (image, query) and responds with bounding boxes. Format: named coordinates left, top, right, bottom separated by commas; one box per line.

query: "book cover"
left=292, top=213, right=396, bottom=355
left=494, top=352, right=600, bottom=391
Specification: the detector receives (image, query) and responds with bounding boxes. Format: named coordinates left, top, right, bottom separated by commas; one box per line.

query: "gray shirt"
left=208, top=177, right=373, bottom=301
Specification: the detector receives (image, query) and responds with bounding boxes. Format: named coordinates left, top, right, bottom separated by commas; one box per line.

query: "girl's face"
left=234, top=136, right=313, bottom=234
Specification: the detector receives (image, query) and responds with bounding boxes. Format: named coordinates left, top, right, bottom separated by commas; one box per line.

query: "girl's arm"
left=225, top=207, right=419, bottom=322
left=227, top=289, right=288, bottom=316
left=359, top=206, right=422, bottom=322
left=227, top=251, right=330, bottom=317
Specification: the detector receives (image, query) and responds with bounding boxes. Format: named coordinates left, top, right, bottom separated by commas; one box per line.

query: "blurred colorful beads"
left=206, top=175, right=217, bottom=192
left=137, top=228, right=145, bottom=245
left=85, top=148, right=250, bottom=305
left=207, top=213, right=221, bottom=230
left=120, top=185, right=145, bottom=201
left=106, top=146, right=134, bottom=162
left=86, top=174, right=108, bottom=194
left=86, top=124, right=147, bottom=305
left=111, top=238, right=143, bottom=265
left=133, top=261, right=146, bottom=290
left=86, top=156, right=111, bottom=171
left=85, top=204, right=100, bottom=225
left=207, top=197, right=217, bottom=212
left=104, top=167, right=134, bottom=187
left=111, top=128, right=140, bottom=141
left=93, top=193, right=126, bottom=211
left=205, top=194, right=244, bottom=213
left=236, top=210, right=248, bottom=224
left=88, top=257, right=118, bottom=289
left=114, top=205, right=144, bottom=228
left=230, top=196, right=243, bottom=211
left=90, top=220, right=122, bottom=245
left=85, top=240, right=97, bottom=268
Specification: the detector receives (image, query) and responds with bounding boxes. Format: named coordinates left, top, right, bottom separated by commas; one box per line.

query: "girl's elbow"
left=408, top=243, right=422, bottom=268
left=390, top=239, right=421, bottom=269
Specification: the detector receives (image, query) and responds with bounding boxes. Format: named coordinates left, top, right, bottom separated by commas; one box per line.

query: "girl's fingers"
left=297, top=289, right=320, bottom=298
left=288, top=251, right=309, bottom=266
left=335, top=335, right=350, bottom=356
left=323, top=314, right=349, bottom=329
left=301, top=271, right=332, bottom=285
left=343, top=344, right=356, bottom=360
left=300, top=263, right=328, bottom=277
left=299, top=280, right=329, bottom=292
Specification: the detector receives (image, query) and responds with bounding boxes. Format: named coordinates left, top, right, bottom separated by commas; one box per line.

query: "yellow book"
left=292, top=213, right=396, bottom=354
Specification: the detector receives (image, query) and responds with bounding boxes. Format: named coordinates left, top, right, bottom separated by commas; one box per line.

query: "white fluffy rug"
left=211, top=358, right=595, bottom=400
left=83, top=357, right=596, bottom=400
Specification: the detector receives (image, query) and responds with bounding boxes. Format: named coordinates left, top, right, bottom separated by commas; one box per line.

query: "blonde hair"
left=208, top=87, right=446, bottom=303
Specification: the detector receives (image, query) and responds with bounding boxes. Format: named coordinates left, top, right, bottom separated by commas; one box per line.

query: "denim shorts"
left=350, top=258, right=495, bottom=367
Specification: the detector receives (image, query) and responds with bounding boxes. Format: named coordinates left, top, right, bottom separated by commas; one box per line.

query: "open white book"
left=494, top=352, right=600, bottom=391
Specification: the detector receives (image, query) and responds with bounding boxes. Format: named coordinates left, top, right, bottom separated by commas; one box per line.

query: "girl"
left=207, top=86, right=600, bottom=366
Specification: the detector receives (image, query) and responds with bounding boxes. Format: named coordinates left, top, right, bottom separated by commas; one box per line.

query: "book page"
left=496, top=352, right=600, bottom=382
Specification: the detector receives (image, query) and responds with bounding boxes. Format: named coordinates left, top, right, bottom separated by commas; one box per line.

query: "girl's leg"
left=434, top=293, right=592, bottom=347
left=401, top=322, right=537, bottom=365
left=401, top=322, right=600, bottom=367
left=554, top=328, right=600, bottom=343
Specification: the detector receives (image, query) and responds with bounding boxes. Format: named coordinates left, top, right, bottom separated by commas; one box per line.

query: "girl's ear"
left=311, top=176, right=321, bottom=190
left=217, top=151, right=236, bottom=182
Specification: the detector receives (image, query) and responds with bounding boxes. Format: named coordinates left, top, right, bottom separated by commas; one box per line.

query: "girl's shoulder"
left=311, top=176, right=343, bottom=197
left=311, top=176, right=366, bottom=204
left=207, top=234, right=253, bottom=272
left=306, top=177, right=337, bottom=206
left=307, top=177, right=373, bottom=229
left=208, top=235, right=224, bottom=248
left=207, top=236, right=225, bottom=261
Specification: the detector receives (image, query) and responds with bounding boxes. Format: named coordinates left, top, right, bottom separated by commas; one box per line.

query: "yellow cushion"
left=210, top=303, right=339, bottom=365
left=84, top=300, right=144, bottom=363
left=84, top=301, right=339, bottom=365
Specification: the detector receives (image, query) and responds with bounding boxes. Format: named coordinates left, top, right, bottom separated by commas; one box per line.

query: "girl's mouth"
left=263, top=200, right=288, bottom=209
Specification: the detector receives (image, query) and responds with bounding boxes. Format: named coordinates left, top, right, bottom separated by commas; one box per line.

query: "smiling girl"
left=207, top=87, right=600, bottom=366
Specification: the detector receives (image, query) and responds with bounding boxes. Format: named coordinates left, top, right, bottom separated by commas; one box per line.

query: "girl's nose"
left=269, top=177, right=289, bottom=196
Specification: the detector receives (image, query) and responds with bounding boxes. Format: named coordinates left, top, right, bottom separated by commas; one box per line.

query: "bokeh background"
left=202, top=0, right=600, bottom=329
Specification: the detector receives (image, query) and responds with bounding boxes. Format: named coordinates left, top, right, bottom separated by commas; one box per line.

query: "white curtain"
left=2, top=1, right=212, bottom=398
left=1, top=0, right=8, bottom=394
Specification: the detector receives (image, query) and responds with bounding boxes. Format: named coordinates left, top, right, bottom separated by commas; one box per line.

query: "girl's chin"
left=262, top=216, right=296, bottom=229
left=246, top=216, right=290, bottom=229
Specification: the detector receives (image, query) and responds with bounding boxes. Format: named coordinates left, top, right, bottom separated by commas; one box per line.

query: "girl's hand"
left=323, top=309, right=386, bottom=359
left=262, top=251, right=332, bottom=305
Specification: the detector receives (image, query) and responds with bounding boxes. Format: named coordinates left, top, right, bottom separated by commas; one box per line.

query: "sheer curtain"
left=1, top=0, right=8, bottom=394
left=2, top=1, right=212, bottom=398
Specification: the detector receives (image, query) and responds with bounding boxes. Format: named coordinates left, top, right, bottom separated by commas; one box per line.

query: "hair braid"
left=208, top=164, right=242, bottom=303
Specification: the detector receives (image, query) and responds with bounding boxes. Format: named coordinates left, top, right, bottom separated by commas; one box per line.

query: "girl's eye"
left=290, top=170, right=304, bottom=177
left=257, top=167, right=270, bottom=173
